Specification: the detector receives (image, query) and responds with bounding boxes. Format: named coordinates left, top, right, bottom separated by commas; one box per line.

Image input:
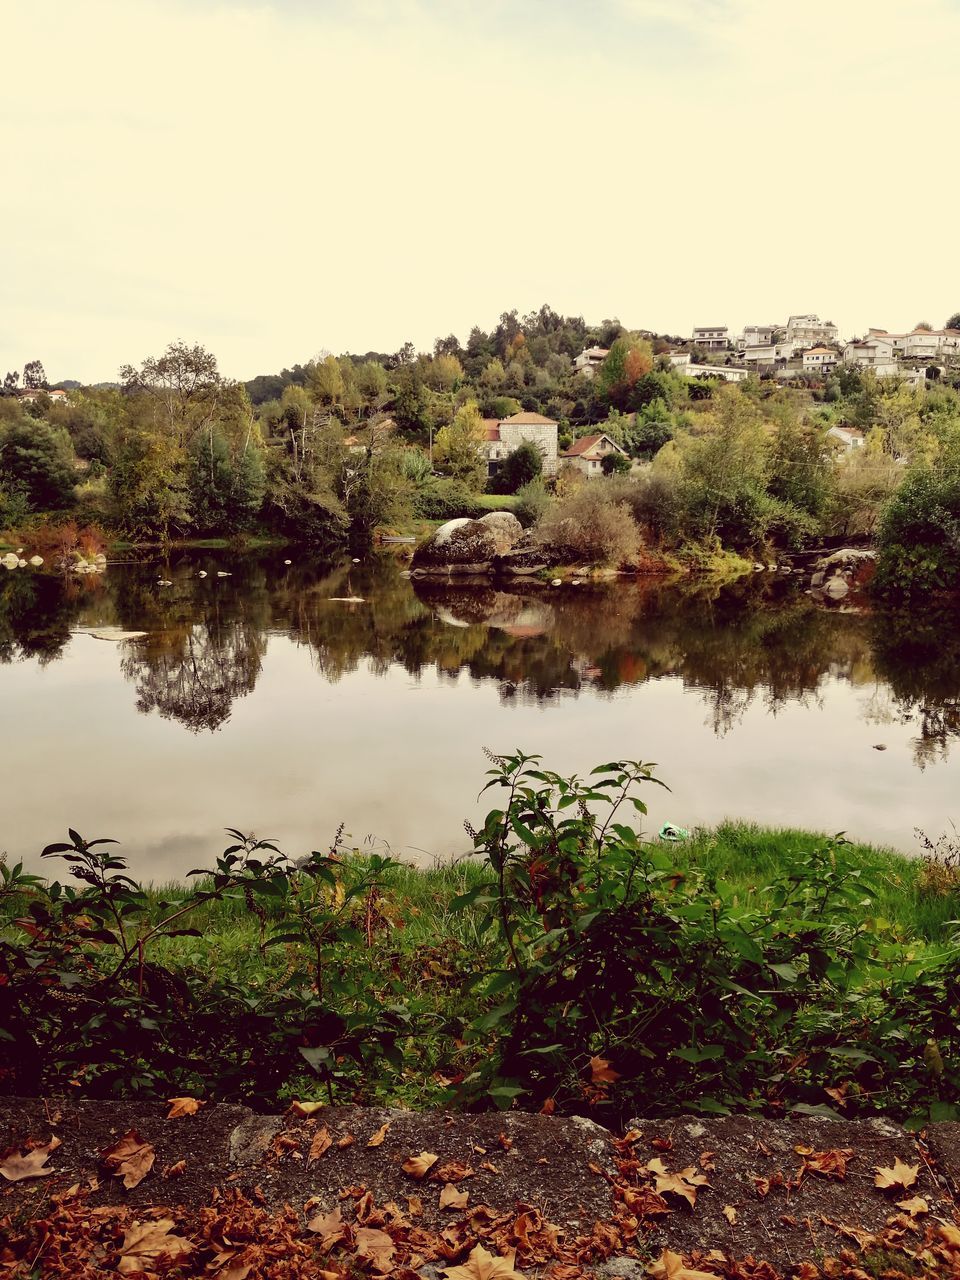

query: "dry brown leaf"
left=442, top=1243, right=527, bottom=1279
left=338, top=1133, right=356, bottom=1149
left=874, top=1158, right=920, bottom=1190
left=166, top=1096, right=203, bottom=1119
left=796, top=1146, right=854, bottom=1181
left=402, top=1150, right=439, bottom=1179
left=722, top=1204, right=737, bottom=1225
left=0, top=1136, right=60, bottom=1182
left=101, top=1129, right=156, bottom=1189
left=435, top=1160, right=475, bottom=1182
left=440, top=1182, right=469, bottom=1210
left=895, top=1195, right=929, bottom=1216
left=308, top=1126, right=333, bottom=1163
left=307, top=1204, right=346, bottom=1247
left=646, top=1249, right=717, bottom=1280
left=646, top=1158, right=709, bottom=1209
left=290, top=1100, right=326, bottom=1118
left=354, top=1226, right=395, bottom=1272
left=588, top=1055, right=620, bottom=1084
left=117, top=1218, right=192, bottom=1274
left=162, top=1159, right=187, bottom=1178
left=367, top=1121, right=390, bottom=1147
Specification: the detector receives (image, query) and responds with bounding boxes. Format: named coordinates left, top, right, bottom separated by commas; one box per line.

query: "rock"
left=873, top=743, right=887, bottom=751
left=823, top=575, right=849, bottom=601
left=810, top=570, right=825, bottom=587
left=284, top=559, right=292, bottom=565
left=28, top=555, right=43, bottom=567
left=411, top=518, right=501, bottom=576
left=352, top=557, right=361, bottom=563
left=217, top=571, right=231, bottom=577
left=198, top=570, right=207, bottom=577
left=753, top=563, right=764, bottom=571
left=595, top=1261, right=646, bottom=1280
left=17, top=559, right=26, bottom=568
left=551, top=578, right=562, bottom=586
left=94, top=553, right=107, bottom=564
left=477, top=510, right=523, bottom=554
left=1, top=554, right=18, bottom=569
left=157, top=579, right=173, bottom=587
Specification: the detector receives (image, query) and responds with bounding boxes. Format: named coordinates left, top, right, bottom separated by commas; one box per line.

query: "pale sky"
left=4, top=0, right=959, bottom=384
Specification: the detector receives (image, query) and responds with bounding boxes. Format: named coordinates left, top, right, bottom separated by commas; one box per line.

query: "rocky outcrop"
left=411, top=513, right=527, bottom=576
left=810, top=547, right=876, bottom=606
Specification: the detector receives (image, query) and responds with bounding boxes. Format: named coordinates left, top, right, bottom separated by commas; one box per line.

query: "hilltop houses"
left=573, top=346, right=610, bottom=378
left=691, top=325, right=730, bottom=350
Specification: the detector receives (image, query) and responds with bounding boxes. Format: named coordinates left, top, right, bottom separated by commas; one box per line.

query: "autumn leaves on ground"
left=2, top=1095, right=960, bottom=1279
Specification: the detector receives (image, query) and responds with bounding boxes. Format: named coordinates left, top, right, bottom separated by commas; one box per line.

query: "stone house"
left=560, top=432, right=629, bottom=476
left=481, top=411, right=558, bottom=479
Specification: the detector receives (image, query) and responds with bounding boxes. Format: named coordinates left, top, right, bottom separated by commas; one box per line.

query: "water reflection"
left=1, top=551, right=959, bottom=766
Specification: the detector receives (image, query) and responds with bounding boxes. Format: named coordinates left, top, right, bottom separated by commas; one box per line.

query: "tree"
left=119, top=342, right=224, bottom=449
left=188, top=425, right=266, bottom=534
left=946, top=313, right=960, bottom=331
left=0, top=419, right=76, bottom=511
left=601, top=451, right=632, bottom=476
left=22, top=360, right=47, bottom=390
left=3, top=372, right=19, bottom=397
left=309, top=355, right=345, bottom=408
left=433, top=402, right=486, bottom=488
left=490, top=439, right=543, bottom=494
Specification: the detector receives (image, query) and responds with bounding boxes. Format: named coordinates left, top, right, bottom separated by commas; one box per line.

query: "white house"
left=672, top=354, right=749, bottom=382
left=826, top=426, right=866, bottom=451
left=738, top=324, right=780, bottom=349
left=482, top=411, right=558, bottom=478
left=573, top=346, right=609, bottom=378
left=785, top=315, right=839, bottom=347
left=17, top=387, right=70, bottom=405
left=741, top=343, right=794, bottom=368
left=560, top=433, right=629, bottom=475
left=802, top=346, right=839, bottom=373
left=691, top=325, right=730, bottom=350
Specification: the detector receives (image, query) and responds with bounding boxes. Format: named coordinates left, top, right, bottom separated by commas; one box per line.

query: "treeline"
left=3, top=307, right=960, bottom=595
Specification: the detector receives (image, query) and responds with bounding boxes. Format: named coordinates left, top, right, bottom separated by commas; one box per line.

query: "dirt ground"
left=2, top=1098, right=958, bottom=1276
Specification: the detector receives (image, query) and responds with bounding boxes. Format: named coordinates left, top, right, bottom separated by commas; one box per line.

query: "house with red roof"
left=560, top=432, right=629, bottom=476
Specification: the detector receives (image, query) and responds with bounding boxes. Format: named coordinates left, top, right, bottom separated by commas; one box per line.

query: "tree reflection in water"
left=1, top=551, right=959, bottom=756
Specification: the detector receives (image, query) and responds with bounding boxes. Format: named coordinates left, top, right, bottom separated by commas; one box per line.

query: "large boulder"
left=411, top=518, right=500, bottom=576
left=478, top=510, right=523, bottom=554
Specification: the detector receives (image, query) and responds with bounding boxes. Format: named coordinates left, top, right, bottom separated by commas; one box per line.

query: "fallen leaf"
left=440, top=1182, right=469, bottom=1210
left=0, top=1137, right=61, bottom=1182
left=291, top=1100, right=326, bottom=1118
left=367, top=1121, right=390, bottom=1147
left=442, top=1243, right=527, bottom=1279
left=896, top=1195, right=929, bottom=1216
left=162, top=1159, right=187, bottom=1178
left=588, top=1055, right=620, bottom=1085
left=101, top=1130, right=156, bottom=1189
left=646, top=1250, right=717, bottom=1280
left=117, top=1218, right=192, bottom=1274
left=309, top=1126, right=333, bottom=1163
left=435, top=1160, right=475, bottom=1182
left=874, top=1158, right=920, bottom=1191
left=722, top=1204, right=737, bottom=1225
left=338, top=1133, right=356, bottom=1149
left=307, top=1204, right=346, bottom=1247
left=646, top=1158, right=709, bottom=1209
left=166, top=1096, right=203, bottom=1118
left=402, top=1151, right=439, bottom=1178
left=796, top=1146, right=854, bottom=1181
left=355, top=1226, right=395, bottom=1272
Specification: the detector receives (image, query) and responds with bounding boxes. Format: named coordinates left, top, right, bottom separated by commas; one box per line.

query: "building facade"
left=481, top=411, right=559, bottom=478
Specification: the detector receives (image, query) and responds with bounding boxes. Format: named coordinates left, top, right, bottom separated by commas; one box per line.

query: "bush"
left=413, top=478, right=486, bottom=521
left=536, top=481, right=642, bottom=566
left=513, top=479, right=552, bottom=528
left=875, top=466, right=960, bottom=597
left=455, top=752, right=960, bottom=1126
left=487, top=440, right=543, bottom=494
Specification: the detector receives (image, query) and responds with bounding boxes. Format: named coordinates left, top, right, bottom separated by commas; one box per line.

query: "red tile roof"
left=561, top=433, right=625, bottom=458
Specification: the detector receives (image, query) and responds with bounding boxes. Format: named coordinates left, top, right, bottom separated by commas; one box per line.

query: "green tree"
left=433, top=402, right=486, bottom=488
left=0, top=419, right=76, bottom=511
left=601, top=451, right=632, bottom=476
left=490, top=439, right=543, bottom=494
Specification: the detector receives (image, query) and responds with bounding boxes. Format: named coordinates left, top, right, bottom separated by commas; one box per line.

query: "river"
left=1, top=549, right=958, bottom=878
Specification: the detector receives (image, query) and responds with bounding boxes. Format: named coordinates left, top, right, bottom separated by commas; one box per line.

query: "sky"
left=3, top=0, right=959, bottom=384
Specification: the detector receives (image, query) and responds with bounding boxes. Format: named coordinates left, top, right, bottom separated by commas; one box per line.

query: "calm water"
left=1, top=549, right=958, bottom=878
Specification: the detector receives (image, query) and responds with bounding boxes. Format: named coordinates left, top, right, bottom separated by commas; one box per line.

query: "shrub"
left=413, top=478, right=486, bottom=521
left=874, top=466, right=960, bottom=597
left=487, top=441, right=543, bottom=494
left=513, top=479, right=552, bottom=528
left=535, top=482, right=642, bottom=566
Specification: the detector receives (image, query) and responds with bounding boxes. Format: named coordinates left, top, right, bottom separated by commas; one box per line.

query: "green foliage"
left=413, top=477, right=486, bottom=521
left=512, top=479, right=552, bottom=528
left=188, top=428, right=266, bottom=534
left=488, top=440, right=543, bottom=494
left=601, top=451, right=631, bottom=476
left=875, top=465, right=960, bottom=597
left=455, top=752, right=960, bottom=1126
left=0, top=418, right=76, bottom=512
left=433, top=402, right=487, bottom=488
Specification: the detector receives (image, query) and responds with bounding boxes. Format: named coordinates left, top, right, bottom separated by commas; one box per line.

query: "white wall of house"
left=499, top=421, right=558, bottom=475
